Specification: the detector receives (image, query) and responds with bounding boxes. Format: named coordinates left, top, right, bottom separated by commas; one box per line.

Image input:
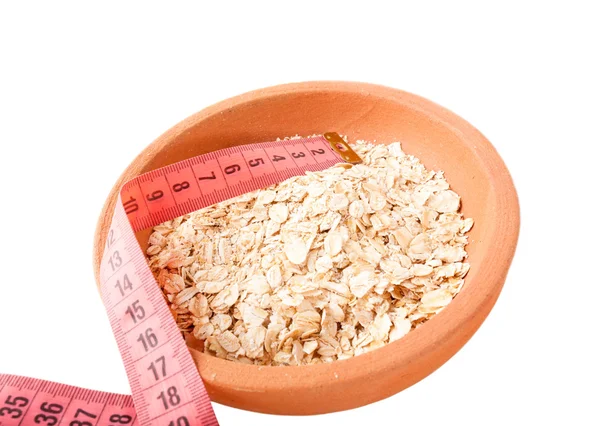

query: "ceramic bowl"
left=93, top=81, right=519, bottom=415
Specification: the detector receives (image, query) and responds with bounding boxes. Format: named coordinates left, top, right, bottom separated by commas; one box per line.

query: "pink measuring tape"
left=0, top=133, right=360, bottom=426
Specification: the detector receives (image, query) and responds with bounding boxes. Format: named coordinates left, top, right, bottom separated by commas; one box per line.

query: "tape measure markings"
left=0, top=374, right=138, bottom=426
left=0, top=135, right=356, bottom=426
left=96, top=172, right=218, bottom=426
left=122, top=137, right=340, bottom=232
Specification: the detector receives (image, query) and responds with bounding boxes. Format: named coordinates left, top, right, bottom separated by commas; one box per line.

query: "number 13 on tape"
left=0, top=133, right=360, bottom=426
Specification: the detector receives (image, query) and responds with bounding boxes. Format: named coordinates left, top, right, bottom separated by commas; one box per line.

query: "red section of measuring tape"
left=0, top=135, right=343, bottom=426
left=121, top=136, right=340, bottom=232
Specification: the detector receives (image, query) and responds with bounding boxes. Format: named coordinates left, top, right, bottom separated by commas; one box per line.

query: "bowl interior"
left=135, top=87, right=491, bottom=282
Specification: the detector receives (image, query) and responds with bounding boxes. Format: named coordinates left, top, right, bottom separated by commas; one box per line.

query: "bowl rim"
left=93, top=81, right=520, bottom=413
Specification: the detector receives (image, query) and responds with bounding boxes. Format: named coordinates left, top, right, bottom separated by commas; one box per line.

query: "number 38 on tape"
left=0, top=133, right=360, bottom=426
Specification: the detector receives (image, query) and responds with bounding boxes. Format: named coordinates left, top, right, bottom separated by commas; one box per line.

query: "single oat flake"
left=147, top=138, right=473, bottom=366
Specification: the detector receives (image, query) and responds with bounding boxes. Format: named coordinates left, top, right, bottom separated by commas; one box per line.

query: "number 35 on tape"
left=0, top=133, right=360, bottom=426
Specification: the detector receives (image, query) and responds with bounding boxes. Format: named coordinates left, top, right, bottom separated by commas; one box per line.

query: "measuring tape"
left=0, top=133, right=360, bottom=426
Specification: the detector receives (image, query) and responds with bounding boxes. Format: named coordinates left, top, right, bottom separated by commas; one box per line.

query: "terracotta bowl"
left=93, top=81, right=519, bottom=415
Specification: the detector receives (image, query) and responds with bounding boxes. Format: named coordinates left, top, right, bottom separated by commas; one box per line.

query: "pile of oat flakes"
left=146, top=139, right=473, bottom=366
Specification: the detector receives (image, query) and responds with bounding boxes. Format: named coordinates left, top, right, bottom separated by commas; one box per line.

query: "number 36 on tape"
left=0, top=133, right=360, bottom=426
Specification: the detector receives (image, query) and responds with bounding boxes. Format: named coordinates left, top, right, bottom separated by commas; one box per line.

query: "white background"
left=1, top=2, right=598, bottom=425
